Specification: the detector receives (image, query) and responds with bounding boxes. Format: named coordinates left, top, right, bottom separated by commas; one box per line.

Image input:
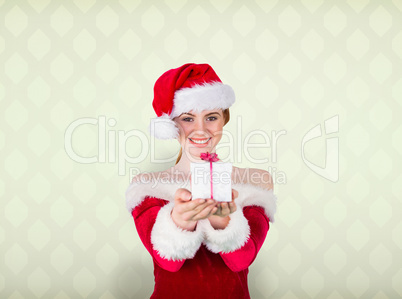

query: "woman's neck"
left=171, top=152, right=196, bottom=177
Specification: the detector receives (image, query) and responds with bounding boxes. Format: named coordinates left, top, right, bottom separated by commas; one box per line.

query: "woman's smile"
left=189, top=137, right=212, bottom=147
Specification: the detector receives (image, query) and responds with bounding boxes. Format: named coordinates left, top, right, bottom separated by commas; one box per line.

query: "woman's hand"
left=213, top=189, right=238, bottom=217
left=209, top=189, right=238, bottom=229
left=171, top=188, right=218, bottom=231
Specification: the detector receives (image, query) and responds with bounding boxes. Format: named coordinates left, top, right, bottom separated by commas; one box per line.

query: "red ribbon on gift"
left=200, top=152, right=219, bottom=199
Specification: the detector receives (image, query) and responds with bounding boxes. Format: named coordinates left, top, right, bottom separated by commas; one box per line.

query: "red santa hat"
left=149, top=63, right=236, bottom=140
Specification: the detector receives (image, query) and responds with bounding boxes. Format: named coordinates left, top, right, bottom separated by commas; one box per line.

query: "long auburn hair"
left=175, top=109, right=230, bottom=164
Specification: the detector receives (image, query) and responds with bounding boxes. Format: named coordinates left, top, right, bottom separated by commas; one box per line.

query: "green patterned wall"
left=1, top=0, right=401, bottom=298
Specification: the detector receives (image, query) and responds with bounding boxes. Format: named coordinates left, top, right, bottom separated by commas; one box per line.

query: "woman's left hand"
left=213, top=188, right=238, bottom=217
left=208, top=189, right=238, bottom=229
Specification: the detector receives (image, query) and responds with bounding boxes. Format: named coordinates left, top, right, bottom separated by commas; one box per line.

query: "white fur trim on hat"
left=197, top=209, right=250, bottom=254
left=150, top=202, right=204, bottom=261
left=148, top=113, right=179, bottom=140
left=170, top=82, right=235, bottom=118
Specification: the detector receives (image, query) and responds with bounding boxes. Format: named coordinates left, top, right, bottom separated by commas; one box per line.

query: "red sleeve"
left=218, top=206, right=270, bottom=272
left=131, top=196, right=186, bottom=272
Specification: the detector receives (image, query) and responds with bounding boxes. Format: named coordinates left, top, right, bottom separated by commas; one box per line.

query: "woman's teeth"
left=190, top=138, right=210, bottom=144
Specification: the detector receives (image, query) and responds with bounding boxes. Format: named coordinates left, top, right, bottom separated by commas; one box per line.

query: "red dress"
left=126, top=179, right=277, bottom=299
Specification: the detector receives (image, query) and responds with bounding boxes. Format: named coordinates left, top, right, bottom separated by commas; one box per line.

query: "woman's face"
left=173, top=109, right=225, bottom=159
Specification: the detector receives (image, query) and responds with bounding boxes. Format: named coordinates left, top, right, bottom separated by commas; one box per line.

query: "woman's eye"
left=182, top=116, right=217, bottom=122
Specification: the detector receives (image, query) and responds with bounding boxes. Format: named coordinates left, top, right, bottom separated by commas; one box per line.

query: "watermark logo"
left=301, top=115, right=339, bottom=182
left=64, top=114, right=340, bottom=184
left=64, top=115, right=288, bottom=182
left=64, top=116, right=149, bottom=175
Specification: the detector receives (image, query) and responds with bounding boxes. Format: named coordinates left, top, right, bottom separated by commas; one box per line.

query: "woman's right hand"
left=171, top=188, right=217, bottom=231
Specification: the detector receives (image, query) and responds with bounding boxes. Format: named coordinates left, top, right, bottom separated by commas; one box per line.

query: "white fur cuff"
left=151, top=202, right=204, bottom=261
left=198, top=209, right=250, bottom=254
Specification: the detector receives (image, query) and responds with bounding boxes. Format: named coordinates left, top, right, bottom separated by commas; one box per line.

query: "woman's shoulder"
left=130, top=170, right=166, bottom=183
left=126, top=170, right=177, bottom=211
left=130, top=171, right=156, bottom=184
left=232, top=166, right=273, bottom=191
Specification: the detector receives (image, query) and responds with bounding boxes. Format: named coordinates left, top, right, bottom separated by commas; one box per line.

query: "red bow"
left=200, top=152, right=219, bottom=162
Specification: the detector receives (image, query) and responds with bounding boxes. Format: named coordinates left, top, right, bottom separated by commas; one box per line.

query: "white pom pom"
left=149, top=114, right=179, bottom=140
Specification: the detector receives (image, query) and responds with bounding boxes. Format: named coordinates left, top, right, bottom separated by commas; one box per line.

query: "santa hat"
left=148, top=63, right=235, bottom=140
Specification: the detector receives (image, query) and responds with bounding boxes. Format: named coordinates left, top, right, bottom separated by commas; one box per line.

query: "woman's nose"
left=194, top=119, right=206, bottom=132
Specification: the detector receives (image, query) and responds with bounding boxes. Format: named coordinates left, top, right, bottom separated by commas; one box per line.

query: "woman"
left=125, top=63, right=277, bottom=299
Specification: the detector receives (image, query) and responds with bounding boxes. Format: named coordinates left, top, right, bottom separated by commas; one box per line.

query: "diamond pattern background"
left=1, top=0, right=401, bottom=298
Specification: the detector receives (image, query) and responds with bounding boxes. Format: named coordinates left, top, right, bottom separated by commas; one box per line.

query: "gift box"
left=190, top=153, right=232, bottom=202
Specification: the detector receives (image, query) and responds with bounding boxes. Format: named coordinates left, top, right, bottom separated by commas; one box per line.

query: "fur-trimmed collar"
left=125, top=179, right=277, bottom=222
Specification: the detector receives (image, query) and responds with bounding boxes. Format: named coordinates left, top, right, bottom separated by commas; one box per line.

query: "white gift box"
left=190, top=161, right=232, bottom=202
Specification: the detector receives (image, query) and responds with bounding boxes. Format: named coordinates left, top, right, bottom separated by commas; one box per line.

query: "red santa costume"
left=125, top=64, right=278, bottom=298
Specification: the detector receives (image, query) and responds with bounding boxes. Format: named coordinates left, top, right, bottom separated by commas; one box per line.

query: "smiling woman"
left=125, top=63, right=277, bottom=299
left=174, top=109, right=230, bottom=163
